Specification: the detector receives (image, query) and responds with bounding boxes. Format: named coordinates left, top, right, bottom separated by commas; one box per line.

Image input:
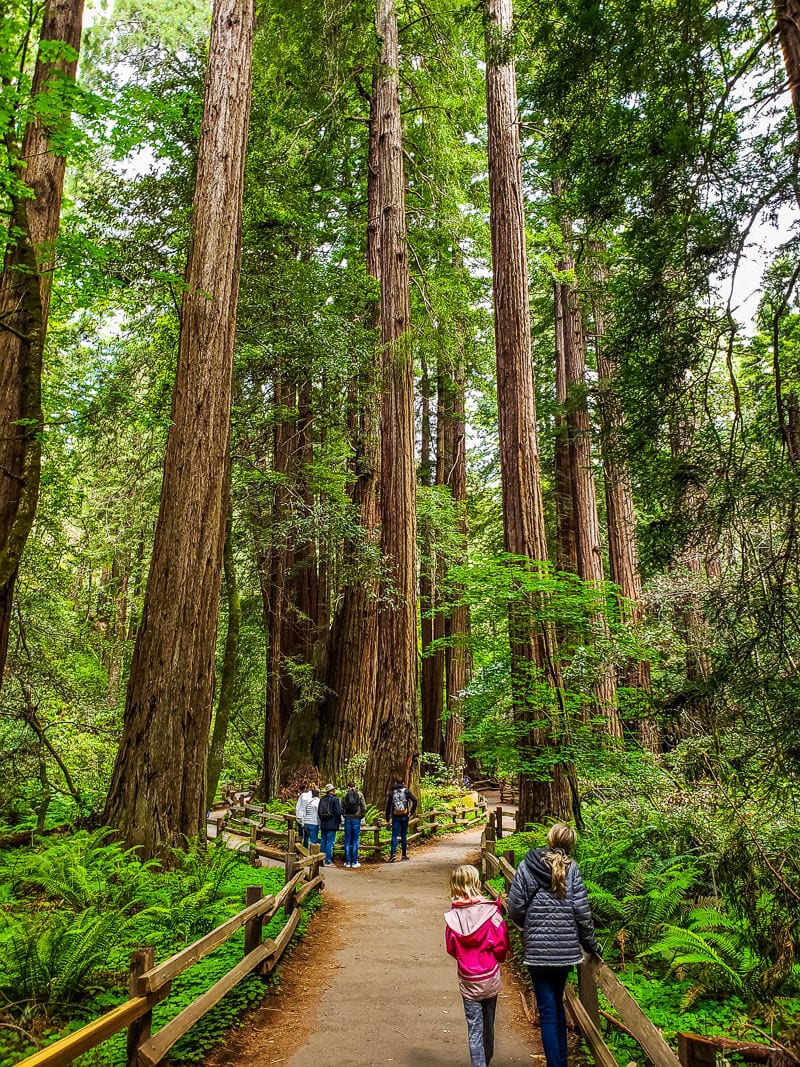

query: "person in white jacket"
left=303, top=789, right=320, bottom=846
left=295, top=782, right=315, bottom=847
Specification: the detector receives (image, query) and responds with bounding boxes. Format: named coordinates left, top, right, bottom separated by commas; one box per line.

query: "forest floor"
left=204, top=816, right=541, bottom=1067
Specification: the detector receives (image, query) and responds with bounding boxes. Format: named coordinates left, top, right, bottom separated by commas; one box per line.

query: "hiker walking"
left=295, top=781, right=315, bottom=848
left=445, top=864, right=510, bottom=1067
left=318, top=784, right=342, bottom=866
left=303, top=787, right=320, bottom=846
left=341, top=779, right=367, bottom=868
left=384, top=778, right=417, bottom=862
left=506, top=822, right=602, bottom=1067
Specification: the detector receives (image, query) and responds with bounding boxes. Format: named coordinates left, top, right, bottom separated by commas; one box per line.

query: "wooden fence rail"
left=478, top=835, right=797, bottom=1067
left=16, top=850, right=325, bottom=1067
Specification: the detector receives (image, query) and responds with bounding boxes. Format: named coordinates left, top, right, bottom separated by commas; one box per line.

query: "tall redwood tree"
left=485, top=0, right=568, bottom=822
left=362, top=0, right=419, bottom=804
left=0, top=0, right=84, bottom=689
left=104, top=0, right=254, bottom=856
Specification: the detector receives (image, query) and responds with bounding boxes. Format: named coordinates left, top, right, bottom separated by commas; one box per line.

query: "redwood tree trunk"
left=317, top=87, right=382, bottom=784
left=590, top=243, right=657, bottom=751
left=560, top=258, right=621, bottom=738
left=442, top=355, right=470, bottom=772
left=778, top=0, right=800, bottom=184
left=103, top=0, right=254, bottom=856
left=207, top=508, right=241, bottom=804
left=485, top=0, right=568, bottom=823
left=363, top=0, right=419, bottom=805
left=554, top=279, right=578, bottom=574
left=0, top=0, right=84, bottom=689
left=259, top=375, right=292, bottom=799
left=420, top=353, right=445, bottom=756
left=280, top=376, right=321, bottom=772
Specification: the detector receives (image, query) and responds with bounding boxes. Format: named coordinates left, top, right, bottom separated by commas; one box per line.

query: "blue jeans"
left=321, top=828, right=337, bottom=864
left=529, top=966, right=571, bottom=1067
left=305, top=824, right=319, bottom=846
left=344, top=818, right=361, bottom=864
left=390, top=814, right=409, bottom=858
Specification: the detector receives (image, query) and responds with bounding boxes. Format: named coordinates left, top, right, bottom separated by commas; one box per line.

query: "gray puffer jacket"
left=506, top=848, right=600, bottom=967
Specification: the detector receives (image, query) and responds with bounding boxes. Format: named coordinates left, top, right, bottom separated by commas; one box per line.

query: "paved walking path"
left=206, top=823, right=540, bottom=1066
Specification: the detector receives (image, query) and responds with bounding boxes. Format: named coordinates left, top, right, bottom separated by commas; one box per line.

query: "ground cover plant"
left=492, top=741, right=800, bottom=1060
left=0, top=833, right=319, bottom=1066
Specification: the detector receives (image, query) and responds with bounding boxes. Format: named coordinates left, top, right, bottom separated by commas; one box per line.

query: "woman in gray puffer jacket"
left=506, top=823, right=600, bottom=1067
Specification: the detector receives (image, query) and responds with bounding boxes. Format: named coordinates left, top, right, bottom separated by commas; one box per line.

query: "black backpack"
left=342, top=788, right=360, bottom=816
left=318, top=794, right=334, bottom=821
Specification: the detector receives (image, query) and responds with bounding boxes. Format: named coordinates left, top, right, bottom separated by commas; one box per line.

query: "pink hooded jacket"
left=444, top=898, right=510, bottom=999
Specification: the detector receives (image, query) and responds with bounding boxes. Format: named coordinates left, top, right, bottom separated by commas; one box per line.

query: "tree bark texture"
left=206, top=509, right=241, bottom=804
left=258, top=375, right=291, bottom=799
left=317, top=86, right=382, bottom=784
left=559, top=259, right=621, bottom=738
left=0, top=0, right=84, bottom=689
left=280, top=376, right=322, bottom=772
left=420, top=353, right=445, bottom=756
left=777, top=0, right=800, bottom=210
left=554, top=280, right=578, bottom=574
left=590, top=244, right=657, bottom=751
left=484, top=0, right=568, bottom=823
left=363, top=0, right=419, bottom=805
left=103, top=0, right=254, bottom=856
left=441, top=354, right=470, bottom=772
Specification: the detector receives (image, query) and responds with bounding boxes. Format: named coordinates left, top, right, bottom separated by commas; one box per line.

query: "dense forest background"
left=2, top=0, right=800, bottom=1044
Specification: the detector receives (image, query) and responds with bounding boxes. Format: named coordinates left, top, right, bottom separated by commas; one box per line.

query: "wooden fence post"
left=127, top=947, right=154, bottom=1067
left=503, top=848, right=515, bottom=869
left=285, top=848, right=297, bottom=885
left=244, top=885, right=264, bottom=957
left=249, top=822, right=258, bottom=865
left=485, top=821, right=496, bottom=857
left=287, top=821, right=296, bottom=856
left=578, top=955, right=601, bottom=1029
left=496, top=806, right=504, bottom=838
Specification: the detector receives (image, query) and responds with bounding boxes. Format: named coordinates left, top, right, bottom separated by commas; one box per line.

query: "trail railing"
left=214, top=798, right=488, bottom=863
left=479, top=831, right=798, bottom=1067
left=16, top=849, right=325, bottom=1067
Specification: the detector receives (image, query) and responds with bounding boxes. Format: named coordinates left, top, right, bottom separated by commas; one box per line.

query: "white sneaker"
left=352, top=862, right=361, bottom=868
left=344, top=862, right=351, bottom=867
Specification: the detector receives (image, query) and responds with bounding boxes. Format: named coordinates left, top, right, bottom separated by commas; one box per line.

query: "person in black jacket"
left=318, top=784, right=342, bottom=866
left=384, top=778, right=417, bottom=861
left=506, top=823, right=601, bottom=1067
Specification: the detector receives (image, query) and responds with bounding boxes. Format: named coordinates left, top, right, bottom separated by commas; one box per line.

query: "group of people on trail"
left=445, top=822, right=600, bottom=1067
left=294, top=778, right=417, bottom=867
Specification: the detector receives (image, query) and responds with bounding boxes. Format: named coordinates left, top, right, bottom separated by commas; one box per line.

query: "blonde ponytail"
left=545, top=822, right=577, bottom=898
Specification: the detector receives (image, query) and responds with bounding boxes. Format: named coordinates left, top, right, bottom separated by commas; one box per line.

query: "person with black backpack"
left=318, top=784, right=342, bottom=866
left=384, top=778, right=418, bottom=862
left=341, top=779, right=367, bottom=868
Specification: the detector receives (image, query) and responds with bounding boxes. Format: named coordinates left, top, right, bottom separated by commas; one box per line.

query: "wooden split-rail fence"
left=16, top=849, right=325, bottom=1067
left=480, top=826, right=799, bottom=1067
left=212, top=796, right=489, bottom=863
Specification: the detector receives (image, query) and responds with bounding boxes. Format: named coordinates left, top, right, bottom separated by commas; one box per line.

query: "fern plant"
left=641, top=903, right=755, bottom=1007
left=8, top=829, right=159, bottom=914
left=0, top=908, right=136, bottom=1016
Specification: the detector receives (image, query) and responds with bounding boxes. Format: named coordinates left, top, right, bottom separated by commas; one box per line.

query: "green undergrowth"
left=0, top=831, right=322, bottom=1066
left=487, top=758, right=800, bottom=1058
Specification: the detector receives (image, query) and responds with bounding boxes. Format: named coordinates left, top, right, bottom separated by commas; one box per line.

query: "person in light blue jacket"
left=506, top=823, right=601, bottom=1067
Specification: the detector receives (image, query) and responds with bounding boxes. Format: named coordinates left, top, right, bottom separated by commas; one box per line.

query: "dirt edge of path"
left=204, top=897, right=344, bottom=1067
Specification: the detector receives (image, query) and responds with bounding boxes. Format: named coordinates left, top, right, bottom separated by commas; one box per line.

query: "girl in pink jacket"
left=445, top=864, right=510, bottom=1067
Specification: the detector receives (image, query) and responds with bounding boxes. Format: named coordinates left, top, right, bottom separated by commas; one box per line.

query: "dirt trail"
left=206, top=824, right=541, bottom=1067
